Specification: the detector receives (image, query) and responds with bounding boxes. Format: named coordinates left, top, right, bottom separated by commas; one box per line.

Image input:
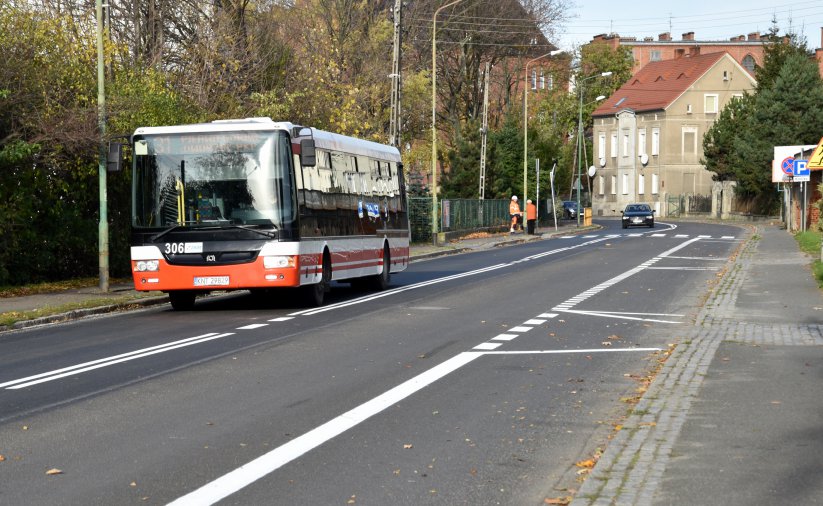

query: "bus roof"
left=133, top=118, right=401, bottom=163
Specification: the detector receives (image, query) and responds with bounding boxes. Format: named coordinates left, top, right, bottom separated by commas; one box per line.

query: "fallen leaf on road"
left=130, top=481, right=137, bottom=487
left=771, top=401, right=782, bottom=405
left=46, top=468, right=63, bottom=475
left=607, top=334, right=621, bottom=340
left=347, top=495, right=356, bottom=504
left=0, top=455, right=5, bottom=462
left=545, top=497, right=571, bottom=505
left=575, top=459, right=595, bottom=469
left=601, top=341, right=612, bottom=346
left=403, top=443, right=413, bottom=449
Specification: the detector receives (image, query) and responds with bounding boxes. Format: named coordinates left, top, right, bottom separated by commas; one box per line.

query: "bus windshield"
left=132, top=130, right=296, bottom=230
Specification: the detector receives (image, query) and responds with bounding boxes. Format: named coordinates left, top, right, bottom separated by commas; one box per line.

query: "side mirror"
left=300, top=138, right=316, bottom=167
left=106, top=142, right=124, bottom=172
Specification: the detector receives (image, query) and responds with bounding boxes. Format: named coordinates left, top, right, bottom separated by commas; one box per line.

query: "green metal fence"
left=408, top=197, right=511, bottom=242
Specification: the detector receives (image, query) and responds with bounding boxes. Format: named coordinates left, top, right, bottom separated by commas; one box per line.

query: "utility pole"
left=96, top=0, right=109, bottom=292
left=389, top=0, right=402, bottom=147
left=479, top=62, right=489, bottom=200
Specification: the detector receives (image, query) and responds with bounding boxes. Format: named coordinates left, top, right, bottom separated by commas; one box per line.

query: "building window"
left=598, top=133, right=606, bottom=161
left=651, top=127, right=660, bottom=156
left=622, top=173, right=629, bottom=195
left=622, top=132, right=630, bottom=158
left=599, top=175, right=605, bottom=195
left=652, top=173, right=659, bottom=194
left=704, top=94, right=718, bottom=114
left=682, top=126, right=698, bottom=156
left=649, top=50, right=661, bottom=61
left=540, top=71, right=545, bottom=90
left=638, top=174, right=645, bottom=195
left=742, top=54, right=755, bottom=73
left=547, top=74, right=554, bottom=90
left=610, top=132, right=618, bottom=158
left=638, top=129, right=646, bottom=156
left=531, top=70, right=537, bottom=90
left=611, top=175, right=617, bottom=195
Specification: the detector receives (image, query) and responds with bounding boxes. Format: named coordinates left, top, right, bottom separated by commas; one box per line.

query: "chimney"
left=659, top=32, right=671, bottom=41
left=820, top=27, right=823, bottom=49
left=748, top=32, right=760, bottom=41
left=682, top=32, right=695, bottom=41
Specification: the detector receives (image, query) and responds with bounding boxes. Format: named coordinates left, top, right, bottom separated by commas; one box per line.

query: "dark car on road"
left=621, top=203, right=655, bottom=228
left=562, top=200, right=581, bottom=219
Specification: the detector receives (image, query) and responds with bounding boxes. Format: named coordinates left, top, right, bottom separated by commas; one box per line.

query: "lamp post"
left=576, top=71, right=611, bottom=226
left=523, top=50, right=562, bottom=204
left=431, top=0, right=463, bottom=244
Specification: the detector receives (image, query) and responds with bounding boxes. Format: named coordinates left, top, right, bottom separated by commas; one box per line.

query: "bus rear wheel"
left=370, top=245, right=391, bottom=290
left=168, top=291, right=197, bottom=310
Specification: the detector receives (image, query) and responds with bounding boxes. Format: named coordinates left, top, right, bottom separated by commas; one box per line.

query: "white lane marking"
left=491, top=334, right=518, bottom=341
left=509, top=326, right=532, bottom=332
left=167, top=351, right=482, bottom=506
left=559, top=236, right=577, bottom=239
left=538, top=313, right=558, bottom=318
left=674, top=234, right=688, bottom=238
left=551, top=237, right=702, bottom=314
left=650, top=234, right=666, bottom=237
left=294, top=234, right=615, bottom=317
left=647, top=266, right=720, bottom=271
left=523, top=319, right=546, bottom=325
left=563, top=309, right=682, bottom=324
left=167, top=345, right=657, bottom=506
left=237, top=324, right=268, bottom=330
left=697, top=235, right=711, bottom=238
left=2, top=333, right=235, bottom=390
left=482, top=347, right=661, bottom=355
left=721, top=236, right=736, bottom=240
left=473, top=342, right=503, bottom=350
left=666, top=256, right=725, bottom=261
left=268, top=317, right=294, bottom=322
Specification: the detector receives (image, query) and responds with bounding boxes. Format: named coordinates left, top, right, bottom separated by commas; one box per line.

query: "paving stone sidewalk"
left=572, top=225, right=823, bottom=505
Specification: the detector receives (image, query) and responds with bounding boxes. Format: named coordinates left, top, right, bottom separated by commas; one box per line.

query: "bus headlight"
left=135, top=260, right=159, bottom=272
left=263, top=255, right=296, bottom=269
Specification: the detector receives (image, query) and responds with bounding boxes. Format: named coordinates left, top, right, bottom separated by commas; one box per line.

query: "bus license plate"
left=194, top=276, right=230, bottom=287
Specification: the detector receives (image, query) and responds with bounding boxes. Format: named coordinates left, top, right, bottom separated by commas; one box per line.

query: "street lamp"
left=431, top=0, right=464, bottom=244
left=523, top=50, right=562, bottom=205
left=96, top=0, right=109, bottom=291
left=576, top=71, right=612, bottom=227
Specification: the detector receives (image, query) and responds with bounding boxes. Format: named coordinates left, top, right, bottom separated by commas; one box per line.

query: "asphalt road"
left=0, top=219, right=744, bottom=505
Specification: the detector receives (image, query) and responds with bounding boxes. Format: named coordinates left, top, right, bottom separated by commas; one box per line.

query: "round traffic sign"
left=781, top=157, right=795, bottom=175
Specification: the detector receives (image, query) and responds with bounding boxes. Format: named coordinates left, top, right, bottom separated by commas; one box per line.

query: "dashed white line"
left=473, top=342, right=503, bottom=350
left=509, top=326, right=533, bottom=333
left=491, top=333, right=519, bottom=341
left=523, top=319, right=546, bottom=325
left=236, top=324, right=268, bottom=330
left=268, top=317, right=294, bottom=322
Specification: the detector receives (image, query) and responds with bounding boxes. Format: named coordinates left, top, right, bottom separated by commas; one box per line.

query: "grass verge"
left=794, top=230, right=823, bottom=287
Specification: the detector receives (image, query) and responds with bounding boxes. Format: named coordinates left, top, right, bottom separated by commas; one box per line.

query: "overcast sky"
left=557, top=0, right=823, bottom=51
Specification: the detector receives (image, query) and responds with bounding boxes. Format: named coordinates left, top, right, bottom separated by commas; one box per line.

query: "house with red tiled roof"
left=589, top=52, right=756, bottom=216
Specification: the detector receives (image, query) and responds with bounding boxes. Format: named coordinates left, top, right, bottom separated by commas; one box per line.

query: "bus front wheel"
left=304, top=251, right=331, bottom=306
left=168, top=291, right=197, bottom=311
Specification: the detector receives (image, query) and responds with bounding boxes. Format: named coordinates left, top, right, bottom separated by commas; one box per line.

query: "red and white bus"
left=127, top=118, right=409, bottom=309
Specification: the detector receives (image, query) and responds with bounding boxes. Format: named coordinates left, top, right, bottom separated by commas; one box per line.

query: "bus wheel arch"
left=371, top=241, right=391, bottom=291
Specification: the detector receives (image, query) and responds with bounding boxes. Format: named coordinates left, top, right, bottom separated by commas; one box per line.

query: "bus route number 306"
left=164, top=242, right=204, bottom=255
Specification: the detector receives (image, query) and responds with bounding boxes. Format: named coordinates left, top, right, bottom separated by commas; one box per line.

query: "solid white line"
left=647, top=266, right=719, bottom=271
left=666, top=256, right=725, bottom=261
left=482, top=347, right=661, bottom=355
left=5, top=333, right=236, bottom=390
left=0, top=333, right=221, bottom=389
left=167, top=352, right=481, bottom=506
left=560, top=309, right=680, bottom=324
left=236, top=324, right=268, bottom=330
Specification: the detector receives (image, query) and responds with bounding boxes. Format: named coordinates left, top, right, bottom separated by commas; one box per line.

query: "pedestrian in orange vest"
left=509, top=195, right=521, bottom=233
left=526, top=199, right=537, bottom=235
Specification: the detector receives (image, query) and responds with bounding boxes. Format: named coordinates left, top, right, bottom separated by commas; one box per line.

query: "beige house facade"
left=590, top=52, right=756, bottom=216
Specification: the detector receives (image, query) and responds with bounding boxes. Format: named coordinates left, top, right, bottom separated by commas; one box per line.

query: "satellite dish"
left=640, top=153, right=649, bottom=166
left=599, top=157, right=606, bottom=168
left=588, top=165, right=597, bottom=177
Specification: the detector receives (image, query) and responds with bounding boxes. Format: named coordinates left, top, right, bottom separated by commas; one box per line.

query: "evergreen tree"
left=734, top=52, right=823, bottom=203
left=442, top=120, right=482, bottom=199
left=702, top=94, right=754, bottom=182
